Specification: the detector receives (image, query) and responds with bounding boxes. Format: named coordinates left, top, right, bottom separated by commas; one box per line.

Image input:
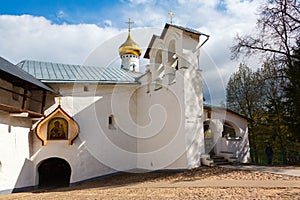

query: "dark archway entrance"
left=204, top=121, right=214, bottom=155
left=38, top=158, right=71, bottom=188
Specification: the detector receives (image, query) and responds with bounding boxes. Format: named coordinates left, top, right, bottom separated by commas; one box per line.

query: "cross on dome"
left=119, top=18, right=142, bottom=60
left=169, top=10, right=173, bottom=24
left=125, top=18, right=134, bottom=33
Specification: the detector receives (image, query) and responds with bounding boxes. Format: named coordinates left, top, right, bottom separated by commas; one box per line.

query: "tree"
left=229, top=0, right=300, bottom=164
left=227, top=64, right=263, bottom=117
left=285, top=41, right=300, bottom=141
left=258, top=61, right=289, bottom=158
left=226, top=63, right=265, bottom=162
left=231, top=0, right=300, bottom=67
left=227, top=61, right=295, bottom=164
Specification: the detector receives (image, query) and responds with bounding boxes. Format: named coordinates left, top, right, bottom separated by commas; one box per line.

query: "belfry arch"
left=204, top=120, right=214, bottom=154
left=167, top=40, right=176, bottom=63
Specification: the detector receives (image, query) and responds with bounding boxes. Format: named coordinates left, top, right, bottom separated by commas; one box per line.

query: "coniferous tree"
left=285, top=41, right=300, bottom=142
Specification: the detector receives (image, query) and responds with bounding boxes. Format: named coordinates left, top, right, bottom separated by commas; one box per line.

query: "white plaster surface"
left=0, top=25, right=251, bottom=193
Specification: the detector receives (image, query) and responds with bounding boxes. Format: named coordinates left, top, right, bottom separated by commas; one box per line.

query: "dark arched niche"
left=38, top=157, right=71, bottom=188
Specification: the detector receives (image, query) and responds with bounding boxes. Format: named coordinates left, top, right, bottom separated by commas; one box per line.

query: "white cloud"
left=0, top=0, right=265, bottom=104
left=0, top=15, right=121, bottom=64
left=182, top=0, right=263, bottom=104
left=178, top=0, right=218, bottom=8
left=123, top=0, right=264, bottom=104
left=128, top=0, right=156, bottom=5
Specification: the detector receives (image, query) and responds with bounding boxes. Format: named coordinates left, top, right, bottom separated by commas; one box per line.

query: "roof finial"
left=169, top=10, right=173, bottom=24
left=58, top=97, right=61, bottom=106
left=125, top=18, right=134, bottom=33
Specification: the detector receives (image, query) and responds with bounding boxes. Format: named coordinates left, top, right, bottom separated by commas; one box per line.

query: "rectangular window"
left=109, top=116, right=113, bottom=125
left=207, top=111, right=211, bottom=119
left=108, top=115, right=116, bottom=129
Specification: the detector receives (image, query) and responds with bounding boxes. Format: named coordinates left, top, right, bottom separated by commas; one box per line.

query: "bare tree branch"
left=231, top=0, right=300, bottom=64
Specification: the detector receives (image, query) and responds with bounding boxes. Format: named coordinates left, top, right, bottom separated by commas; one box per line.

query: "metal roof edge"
left=144, top=23, right=209, bottom=59
left=0, top=57, right=56, bottom=93
left=204, top=104, right=252, bottom=122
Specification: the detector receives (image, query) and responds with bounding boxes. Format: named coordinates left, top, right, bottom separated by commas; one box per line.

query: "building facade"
left=0, top=23, right=251, bottom=193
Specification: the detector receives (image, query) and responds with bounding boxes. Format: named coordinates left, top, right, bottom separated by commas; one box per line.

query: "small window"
left=131, top=63, right=136, bottom=72
left=207, top=111, right=211, bottom=119
left=108, top=115, right=116, bottom=129
left=84, top=86, right=88, bottom=92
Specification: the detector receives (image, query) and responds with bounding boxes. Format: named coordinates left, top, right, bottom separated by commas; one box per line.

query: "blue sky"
left=0, top=0, right=242, bottom=27
left=0, top=0, right=264, bottom=104
left=0, top=0, right=179, bottom=27
left=1, top=0, right=121, bottom=25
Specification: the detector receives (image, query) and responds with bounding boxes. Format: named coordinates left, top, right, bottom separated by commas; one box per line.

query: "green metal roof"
left=17, top=60, right=141, bottom=84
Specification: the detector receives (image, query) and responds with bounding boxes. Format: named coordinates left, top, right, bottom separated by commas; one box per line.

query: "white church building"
left=0, top=23, right=251, bottom=193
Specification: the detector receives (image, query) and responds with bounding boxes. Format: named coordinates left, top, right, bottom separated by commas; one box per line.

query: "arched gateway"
left=38, top=158, right=71, bottom=188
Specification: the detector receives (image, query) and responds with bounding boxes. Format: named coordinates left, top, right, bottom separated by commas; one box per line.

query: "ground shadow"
left=31, top=165, right=242, bottom=194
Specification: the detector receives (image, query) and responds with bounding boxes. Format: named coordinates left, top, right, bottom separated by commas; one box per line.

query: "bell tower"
left=118, top=18, right=142, bottom=72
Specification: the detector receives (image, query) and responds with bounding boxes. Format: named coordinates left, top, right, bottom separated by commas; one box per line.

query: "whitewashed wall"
left=204, top=108, right=251, bottom=163
left=0, top=25, right=252, bottom=193
left=0, top=111, right=32, bottom=193
left=136, top=26, right=205, bottom=170
left=27, top=84, right=138, bottom=187
left=136, top=73, right=187, bottom=170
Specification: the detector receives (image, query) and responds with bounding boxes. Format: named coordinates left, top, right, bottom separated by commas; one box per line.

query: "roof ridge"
left=19, top=59, right=100, bottom=68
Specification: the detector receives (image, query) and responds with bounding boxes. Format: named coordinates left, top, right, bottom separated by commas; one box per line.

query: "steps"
left=211, top=155, right=231, bottom=165
left=219, top=151, right=238, bottom=163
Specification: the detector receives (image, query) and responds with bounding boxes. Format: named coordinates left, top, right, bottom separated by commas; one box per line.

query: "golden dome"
left=119, top=33, right=142, bottom=57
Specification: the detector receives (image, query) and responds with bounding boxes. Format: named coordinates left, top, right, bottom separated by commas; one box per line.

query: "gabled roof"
left=204, top=104, right=252, bottom=122
left=162, top=23, right=209, bottom=39
left=144, top=23, right=209, bottom=59
left=0, top=57, right=55, bottom=92
left=17, top=60, right=142, bottom=84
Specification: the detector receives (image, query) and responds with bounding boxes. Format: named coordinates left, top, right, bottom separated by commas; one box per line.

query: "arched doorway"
left=38, top=157, right=71, bottom=188
left=204, top=121, right=214, bottom=155
left=222, top=122, right=237, bottom=138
